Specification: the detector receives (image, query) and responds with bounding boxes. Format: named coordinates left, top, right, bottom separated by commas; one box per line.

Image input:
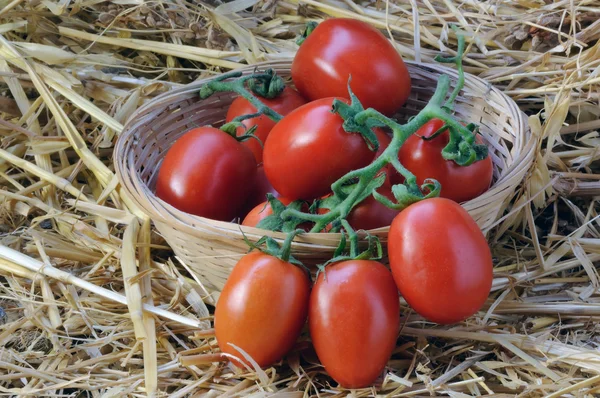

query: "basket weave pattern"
left=115, top=60, right=535, bottom=293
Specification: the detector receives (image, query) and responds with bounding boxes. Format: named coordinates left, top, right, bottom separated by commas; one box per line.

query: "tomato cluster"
left=155, top=18, right=495, bottom=389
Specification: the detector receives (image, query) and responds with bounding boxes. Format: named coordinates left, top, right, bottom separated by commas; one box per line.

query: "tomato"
left=347, top=185, right=399, bottom=230
left=309, top=260, right=399, bottom=388
left=292, top=18, right=411, bottom=116
left=215, top=251, right=310, bottom=368
left=393, top=119, right=493, bottom=203
left=155, top=127, right=257, bottom=221
left=263, top=97, right=375, bottom=200
left=242, top=197, right=293, bottom=227
left=387, top=198, right=493, bottom=324
left=244, top=165, right=280, bottom=212
left=225, top=87, right=306, bottom=163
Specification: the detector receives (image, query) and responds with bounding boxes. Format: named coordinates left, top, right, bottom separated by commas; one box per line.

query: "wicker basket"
left=115, top=60, right=535, bottom=294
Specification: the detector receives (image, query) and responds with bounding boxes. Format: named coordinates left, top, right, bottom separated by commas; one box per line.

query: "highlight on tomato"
left=292, top=18, right=411, bottom=116
left=387, top=197, right=493, bottom=324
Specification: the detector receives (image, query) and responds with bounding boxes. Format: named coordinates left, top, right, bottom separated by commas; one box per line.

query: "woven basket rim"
left=115, top=59, right=536, bottom=244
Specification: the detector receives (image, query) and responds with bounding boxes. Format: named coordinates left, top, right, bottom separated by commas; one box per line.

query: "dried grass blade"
left=0, top=245, right=201, bottom=328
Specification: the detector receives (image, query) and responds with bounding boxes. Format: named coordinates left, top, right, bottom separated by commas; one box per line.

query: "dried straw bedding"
left=0, top=1, right=599, bottom=396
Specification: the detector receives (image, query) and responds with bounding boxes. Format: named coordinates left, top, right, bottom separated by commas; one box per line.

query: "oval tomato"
left=263, top=97, right=375, bottom=200
left=225, top=87, right=306, bottom=163
left=292, top=18, right=411, bottom=116
left=215, top=251, right=310, bottom=368
left=242, top=197, right=293, bottom=227
left=393, top=119, right=493, bottom=203
left=347, top=185, right=399, bottom=230
left=309, top=260, right=399, bottom=388
left=387, top=198, right=493, bottom=324
left=155, top=127, right=257, bottom=221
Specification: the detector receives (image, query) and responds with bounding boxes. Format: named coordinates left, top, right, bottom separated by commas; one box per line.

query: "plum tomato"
left=387, top=198, right=493, bottom=324
left=393, top=119, right=493, bottom=203
left=242, top=197, right=293, bottom=227
left=347, top=185, right=399, bottom=230
left=225, top=87, right=306, bottom=163
left=155, top=127, right=257, bottom=221
left=215, top=251, right=311, bottom=368
left=263, top=97, right=376, bottom=200
left=309, top=260, right=400, bottom=388
left=292, top=18, right=411, bottom=116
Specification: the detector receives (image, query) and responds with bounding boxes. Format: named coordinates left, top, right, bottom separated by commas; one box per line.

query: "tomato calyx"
left=242, top=227, right=306, bottom=269
left=296, top=21, right=318, bottom=46
left=441, top=125, right=489, bottom=166
left=220, top=121, right=262, bottom=145
left=331, top=79, right=382, bottom=152
left=199, top=69, right=285, bottom=123
left=316, top=221, right=382, bottom=279
left=255, top=194, right=312, bottom=232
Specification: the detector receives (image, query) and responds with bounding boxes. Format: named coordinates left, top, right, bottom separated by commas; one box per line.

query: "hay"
left=0, top=0, right=599, bottom=396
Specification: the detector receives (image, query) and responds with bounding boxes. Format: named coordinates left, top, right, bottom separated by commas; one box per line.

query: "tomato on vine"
left=226, top=87, right=306, bottom=163
left=155, top=127, right=257, bottom=221
left=309, top=260, right=399, bottom=388
left=346, top=185, right=399, bottom=230
left=387, top=198, right=493, bottom=324
left=292, top=18, right=411, bottom=116
left=242, top=197, right=293, bottom=227
left=215, top=235, right=310, bottom=368
left=393, top=118, right=493, bottom=203
left=263, top=97, right=376, bottom=200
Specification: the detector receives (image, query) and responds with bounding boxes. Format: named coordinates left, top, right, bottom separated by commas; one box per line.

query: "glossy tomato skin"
left=215, top=251, right=311, bottom=368
left=347, top=185, right=399, bottom=230
left=242, top=197, right=293, bottom=227
left=225, top=87, right=306, bottom=163
left=394, top=119, right=493, bottom=203
left=309, top=260, right=400, bottom=388
left=292, top=18, right=411, bottom=116
left=155, top=127, right=257, bottom=221
left=387, top=198, right=493, bottom=324
left=263, top=97, right=375, bottom=200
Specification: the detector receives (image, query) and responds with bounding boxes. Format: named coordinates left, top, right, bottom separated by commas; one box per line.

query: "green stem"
left=200, top=70, right=284, bottom=123
left=434, top=26, right=466, bottom=111
left=280, top=229, right=303, bottom=263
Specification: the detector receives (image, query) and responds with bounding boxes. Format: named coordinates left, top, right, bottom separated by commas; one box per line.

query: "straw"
left=1, top=0, right=600, bottom=396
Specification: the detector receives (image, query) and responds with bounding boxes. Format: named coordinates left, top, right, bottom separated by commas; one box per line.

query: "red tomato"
left=309, top=260, right=399, bottom=388
left=347, top=185, right=399, bottom=230
left=242, top=197, right=293, bottom=227
left=387, top=198, right=493, bottom=324
left=215, top=251, right=310, bottom=368
left=155, top=127, right=257, bottom=221
left=292, top=18, right=411, bottom=116
left=263, top=97, right=375, bottom=200
left=393, top=119, right=493, bottom=203
left=245, top=165, right=280, bottom=211
left=225, top=87, right=306, bottom=163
